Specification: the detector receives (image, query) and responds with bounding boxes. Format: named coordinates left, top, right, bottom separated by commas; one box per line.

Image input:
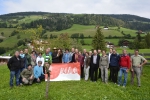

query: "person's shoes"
left=123, top=86, right=125, bottom=88
left=20, top=83, right=23, bottom=86
left=118, top=84, right=120, bottom=86
left=114, top=83, right=117, bottom=84
left=138, top=86, right=141, bottom=87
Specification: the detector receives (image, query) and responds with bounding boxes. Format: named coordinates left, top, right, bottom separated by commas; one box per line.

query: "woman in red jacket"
left=118, top=49, right=131, bottom=87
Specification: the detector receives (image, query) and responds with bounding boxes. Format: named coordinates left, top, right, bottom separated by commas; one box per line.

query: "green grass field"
left=0, top=28, right=16, bottom=38
left=80, top=38, right=133, bottom=45
left=18, top=15, right=43, bottom=24
left=0, top=65, right=150, bottom=100
left=45, top=24, right=146, bottom=37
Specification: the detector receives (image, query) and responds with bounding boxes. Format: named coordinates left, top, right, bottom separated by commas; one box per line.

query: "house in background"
left=106, top=42, right=114, bottom=48
left=104, top=26, right=109, bottom=30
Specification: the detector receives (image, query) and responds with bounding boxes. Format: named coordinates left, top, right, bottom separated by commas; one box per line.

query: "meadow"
left=0, top=64, right=150, bottom=100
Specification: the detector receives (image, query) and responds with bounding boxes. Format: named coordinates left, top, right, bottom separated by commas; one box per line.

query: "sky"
left=0, top=0, right=150, bottom=19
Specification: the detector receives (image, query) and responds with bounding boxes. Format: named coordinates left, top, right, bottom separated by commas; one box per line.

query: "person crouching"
left=34, top=61, right=45, bottom=83
left=20, top=64, right=34, bottom=85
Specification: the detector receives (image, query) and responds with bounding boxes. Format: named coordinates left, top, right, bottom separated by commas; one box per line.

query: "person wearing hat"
left=52, top=47, right=60, bottom=63
left=20, top=64, right=34, bottom=85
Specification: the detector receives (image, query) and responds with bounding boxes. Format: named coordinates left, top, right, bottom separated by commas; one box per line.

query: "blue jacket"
left=34, top=65, right=44, bottom=79
left=110, top=53, right=120, bottom=67
left=62, top=53, right=71, bottom=63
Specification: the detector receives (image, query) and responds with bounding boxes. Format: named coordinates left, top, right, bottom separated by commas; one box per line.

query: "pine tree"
left=92, top=27, right=106, bottom=51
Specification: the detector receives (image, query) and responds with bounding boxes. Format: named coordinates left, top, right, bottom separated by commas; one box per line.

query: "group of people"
left=7, top=47, right=147, bottom=88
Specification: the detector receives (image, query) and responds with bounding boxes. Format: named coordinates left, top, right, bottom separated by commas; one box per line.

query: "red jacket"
left=119, top=55, right=130, bottom=69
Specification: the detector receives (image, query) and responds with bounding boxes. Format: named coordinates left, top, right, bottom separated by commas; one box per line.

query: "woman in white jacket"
left=36, top=52, right=45, bottom=68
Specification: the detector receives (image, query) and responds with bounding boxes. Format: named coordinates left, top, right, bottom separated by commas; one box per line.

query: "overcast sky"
left=0, top=0, right=150, bottom=18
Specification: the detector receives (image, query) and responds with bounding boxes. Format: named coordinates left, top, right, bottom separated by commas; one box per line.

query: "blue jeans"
left=118, top=67, right=128, bottom=86
left=10, top=70, right=20, bottom=87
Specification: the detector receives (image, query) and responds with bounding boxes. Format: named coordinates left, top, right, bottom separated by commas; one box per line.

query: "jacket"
left=7, top=56, right=21, bottom=71
left=91, top=54, right=100, bottom=68
left=119, top=54, right=131, bottom=69
left=110, top=53, right=120, bottom=67
left=84, top=56, right=91, bottom=67
left=99, top=55, right=109, bottom=68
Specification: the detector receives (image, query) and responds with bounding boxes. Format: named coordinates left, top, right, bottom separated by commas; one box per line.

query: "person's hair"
left=28, top=64, right=32, bottom=67
left=38, top=52, right=42, bottom=55
left=110, top=48, right=113, bottom=51
left=134, top=49, right=139, bottom=52
left=31, top=51, right=36, bottom=54
left=38, top=61, right=42, bottom=64
left=112, top=48, right=116, bottom=51
left=85, top=52, right=89, bottom=55
left=102, top=50, right=106, bottom=53
left=65, top=49, right=69, bottom=51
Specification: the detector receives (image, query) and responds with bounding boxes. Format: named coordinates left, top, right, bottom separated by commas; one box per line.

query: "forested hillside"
left=0, top=12, right=150, bottom=31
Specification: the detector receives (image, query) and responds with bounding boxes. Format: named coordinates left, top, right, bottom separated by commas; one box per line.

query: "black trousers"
left=98, top=68, right=101, bottom=78
left=110, top=66, right=119, bottom=83
left=34, top=75, right=45, bottom=83
left=81, top=65, right=84, bottom=78
left=91, top=64, right=98, bottom=81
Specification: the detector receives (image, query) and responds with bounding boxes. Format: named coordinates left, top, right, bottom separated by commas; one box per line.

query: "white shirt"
left=93, top=55, right=97, bottom=64
left=108, top=53, right=112, bottom=63
left=36, top=56, right=45, bottom=67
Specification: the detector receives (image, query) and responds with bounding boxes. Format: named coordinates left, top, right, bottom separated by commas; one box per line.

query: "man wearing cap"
left=131, top=49, right=147, bottom=87
left=20, top=64, right=34, bottom=85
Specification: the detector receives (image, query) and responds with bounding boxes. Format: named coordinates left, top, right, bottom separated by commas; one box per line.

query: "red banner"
left=45, top=63, right=80, bottom=81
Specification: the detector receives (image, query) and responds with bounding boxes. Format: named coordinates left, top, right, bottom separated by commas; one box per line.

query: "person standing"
left=31, top=51, right=37, bottom=67
left=71, top=49, right=79, bottom=63
left=7, top=51, right=21, bottom=88
left=24, top=49, right=31, bottom=68
left=70, top=48, right=75, bottom=62
left=62, top=49, right=71, bottom=63
left=118, top=49, right=131, bottom=87
left=89, top=51, right=93, bottom=78
left=84, top=52, right=90, bottom=81
left=52, top=47, right=60, bottom=63
left=34, top=61, right=45, bottom=83
left=47, top=48, right=52, bottom=56
left=99, top=50, right=109, bottom=83
left=109, top=49, right=120, bottom=84
left=98, top=49, right=102, bottom=79
left=108, top=48, right=113, bottom=81
left=82, top=49, right=87, bottom=57
left=36, top=52, right=45, bottom=68
left=78, top=51, right=84, bottom=78
left=43, top=49, right=52, bottom=73
left=131, top=49, right=147, bottom=87
left=19, top=50, right=26, bottom=85
left=90, top=50, right=100, bottom=82
left=20, top=64, right=34, bottom=85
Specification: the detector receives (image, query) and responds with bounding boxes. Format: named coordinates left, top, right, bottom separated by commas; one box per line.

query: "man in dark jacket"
left=7, top=51, right=21, bottom=88
left=90, top=50, right=100, bottom=82
left=52, top=47, right=60, bottom=63
left=109, top=49, right=120, bottom=84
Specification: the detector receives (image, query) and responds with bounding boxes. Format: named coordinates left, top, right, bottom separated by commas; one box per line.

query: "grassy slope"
left=0, top=65, right=150, bottom=100
left=45, top=24, right=146, bottom=37
left=0, top=28, right=16, bottom=38
left=0, top=31, right=32, bottom=48
left=18, top=15, right=43, bottom=24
